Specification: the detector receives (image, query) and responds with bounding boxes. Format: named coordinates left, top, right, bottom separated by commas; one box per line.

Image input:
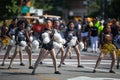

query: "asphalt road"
left=0, top=48, right=120, bottom=80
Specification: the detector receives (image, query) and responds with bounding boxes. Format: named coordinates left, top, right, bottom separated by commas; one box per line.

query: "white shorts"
left=81, top=32, right=88, bottom=37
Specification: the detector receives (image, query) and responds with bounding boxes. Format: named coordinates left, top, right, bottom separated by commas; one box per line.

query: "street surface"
left=0, top=47, right=120, bottom=80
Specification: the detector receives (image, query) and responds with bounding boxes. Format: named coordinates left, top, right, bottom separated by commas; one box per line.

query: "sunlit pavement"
left=0, top=48, right=120, bottom=80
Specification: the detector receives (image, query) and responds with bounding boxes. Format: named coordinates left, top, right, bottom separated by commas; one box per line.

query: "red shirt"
left=33, top=23, right=46, bottom=32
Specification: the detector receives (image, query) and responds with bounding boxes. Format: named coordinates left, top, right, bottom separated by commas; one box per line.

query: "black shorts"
left=42, top=41, right=54, bottom=51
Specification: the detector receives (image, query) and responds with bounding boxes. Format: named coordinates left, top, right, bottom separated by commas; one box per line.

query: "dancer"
left=53, top=19, right=66, bottom=64
left=58, top=21, right=83, bottom=68
left=1, top=18, right=25, bottom=66
left=93, top=25, right=116, bottom=73
left=32, top=19, right=61, bottom=74
left=8, top=20, right=33, bottom=69
left=0, top=19, right=9, bottom=51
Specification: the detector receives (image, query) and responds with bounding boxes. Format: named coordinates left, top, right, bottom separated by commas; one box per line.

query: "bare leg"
left=109, top=51, right=116, bottom=73
left=49, top=49, right=61, bottom=74
left=32, top=48, right=47, bottom=74
left=49, top=49, right=57, bottom=71
left=82, top=37, right=88, bottom=51
left=25, top=46, right=32, bottom=68
left=40, top=51, right=49, bottom=63
left=93, top=52, right=105, bottom=73
left=116, top=57, right=120, bottom=69
left=74, top=45, right=83, bottom=67
left=59, top=46, right=71, bottom=67
left=0, top=43, right=4, bottom=52
left=69, top=51, right=72, bottom=59
left=56, top=49, right=61, bottom=58
left=8, top=45, right=19, bottom=69
left=19, top=49, right=25, bottom=66
left=1, top=45, right=12, bottom=66
left=60, top=47, right=64, bottom=63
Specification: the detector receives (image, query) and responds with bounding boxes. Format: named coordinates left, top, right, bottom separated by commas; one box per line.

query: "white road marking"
left=0, top=59, right=120, bottom=75
left=0, top=59, right=113, bottom=65
left=67, top=76, right=120, bottom=80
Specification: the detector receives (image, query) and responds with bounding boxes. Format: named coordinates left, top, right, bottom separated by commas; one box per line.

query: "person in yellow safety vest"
left=95, top=20, right=100, bottom=28
left=95, top=20, right=104, bottom=36
left=98, top=22, right=104, bottom=35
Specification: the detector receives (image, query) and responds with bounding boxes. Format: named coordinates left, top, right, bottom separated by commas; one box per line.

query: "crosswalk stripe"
left=0, top=59, right=120, bottom=76
left=0, top=59, right=116, bottom=65
left=67, top=76, right=120, bottom=80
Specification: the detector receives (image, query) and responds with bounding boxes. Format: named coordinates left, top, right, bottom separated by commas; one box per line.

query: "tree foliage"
left=30, top=0, right=68, bottom=16
left=88, top=0, right=100, bottom=9
left=109, top=0, right=120, bottom=19
left=90, top=0, right=120, bottom=19
left=0, top=0, right=20, bottom=20
left=0, top=0, right=68, bottom=20
left=0, top=0, right=120, bottom=20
